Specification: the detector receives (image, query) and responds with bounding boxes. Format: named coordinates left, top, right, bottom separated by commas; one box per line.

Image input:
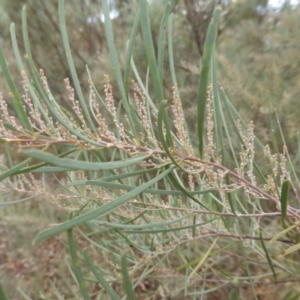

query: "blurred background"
left=1, top=0, right=300, bottom=298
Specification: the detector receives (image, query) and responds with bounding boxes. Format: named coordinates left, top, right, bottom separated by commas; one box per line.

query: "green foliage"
left=280, top=179, right=290, bottom=226
left=0, top=280, right=10, bottom=300
left=67, top=221, right=91, bottom=300
left=197, top=7, right=221, bottom=158
left=218, top=5, right=300, bottom=152
left=1, top=0, right=300, bottom=299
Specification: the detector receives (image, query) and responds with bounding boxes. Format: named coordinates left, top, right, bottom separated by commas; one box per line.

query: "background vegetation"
left=1, top=0, right=300, bottom=299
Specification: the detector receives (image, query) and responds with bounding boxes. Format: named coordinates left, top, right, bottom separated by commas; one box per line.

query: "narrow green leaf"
left=120, top=218, right=217, bottom=234
left=31, top=166, right=78, bottom=173
left=67, top=224, right=91, bottom=300
left=34, top=166, right=174, bottom=244
left=280, top=179, right=289, bottom=226
left=275, top=109, right=300, bottom=189
left=216, top=88, right=239, bottom=168
left=157, top=100, right=178, bottom=164
left=197, top=7, right=221, bottom=158
left=70, top=179, right=213, bottom=196
left=121, top=255, right=137, bottom=300
left=220, top=88, right=245, bottom=146
left=259, top=231, right=277, bottom=280
left=0, top=158, right=31, bottom=182
left=188, top=237, right=219, bottom=279
left=93, top=215, right=187, bottom=230
left=167, top=13, right=192, bottom=146
left=241, top=242, right=258, bottom=300
left=2, top=123, right=20, bottom=133
left=157, top=3, right=171, bottom=81
left=139, top=0, right=174, bottom=147
left=139, top=0, right=164, bottom=103
left=270, top=225, right=296, bottom=244
left=101, top=0, right=136, bottom=135
left=124, top=10, right=140, bottom=98
left=278, top=242, right=300, bottom=258
left=211, top=52, right=224, bottom=161
left=99, top=167, right=158, bottom=182
left=23, top=149, right=149, bottom=171
left=83, top=250, right=121, bottom=300
left=58, top=0, right=96, bottom=133
left=229, top=280, right=239, bottom=300
left=225, top=174, right=236, bottom=215
left=0, top=195, right=36, bottom=206
left=17, top=288, right=33, bottom=300
left=10, top=23, right=25, bottom=70
left=192, top=215, right=196, bottom=238
left=0, top=280, right=10, bottom=300
left=49, top=281, right=65, bottom=300
left=167, top=13, right=177, bottom=86
left=130, top=57, right=157, bottom=113
left=0, top=42, right=31, bottom=130
left=10, top=148, right=77, bottom=175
